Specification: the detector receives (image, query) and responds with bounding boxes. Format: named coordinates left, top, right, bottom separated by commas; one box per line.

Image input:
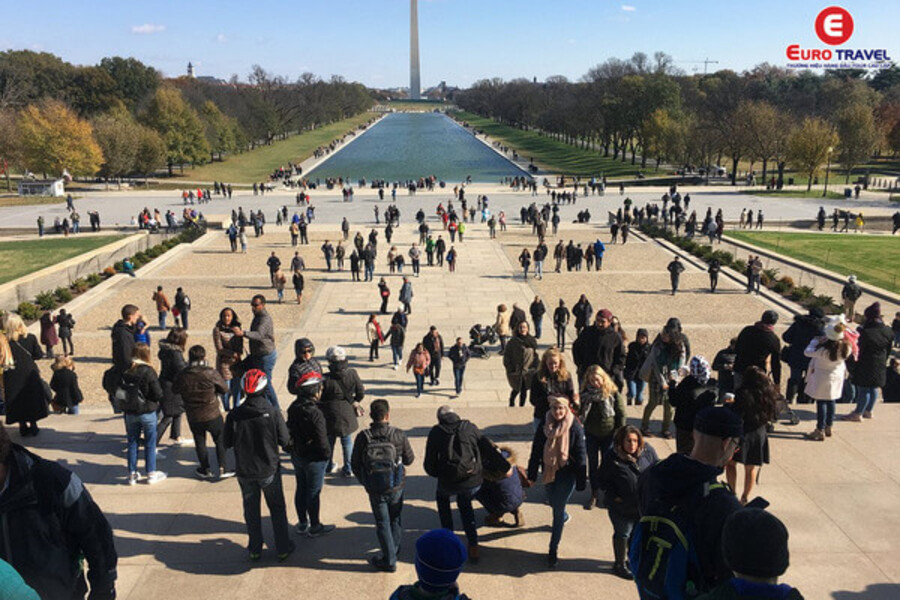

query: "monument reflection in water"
left=306, top=112, right=529, bottom=184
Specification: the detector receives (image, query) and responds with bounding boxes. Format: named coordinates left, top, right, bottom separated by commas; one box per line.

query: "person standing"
left=424, top=406, right=485, bottom=563
left=530, top=296, right=546, bottom=340
left=553, top=299, right=570, bottom=350
left=804, top=316, right=852, bottom=441
left=0, top=425, right=118, bottom=599
left=233, top=295, right=280, bottom=410
left=366, top=314, right=384, bottom=362
left=667, top=256, right=685, bottom=295
left=267, top=252, right=282, bottom=285
left=352, top=399, right=415, bottom=572
left=572, top=308, right=626, bottom=386
left=212, top=308, right=244, bottom=412
left=156, top=328, right=188, bottom=447
left=527, top=396, right=588, bottom=567
left=448, top=337, right=471, bottom=396
left=638, top=322, right=686, bottom=438
left=39, top=310, right=59, bottom=358
left=152, top=286, right=171, bottom=330
left=669, top=356, right=719, bottom=454
left=781, top=308, right=825, bottom=404
left=173, top=287, right=191, bottom=330
left=108, top=305, right=139, bottom=406
left=389, top=530, right=470, bottom=600
left=4, top=315, right=46, bottom=437
left=321, top=241, right=335, bottom=272
left=378, top=278, right=390, bottom=314
left=843, top=302, right=893, bottom=421
left=173, top=345, right=231, bottom=478
left=55, top=308, right=75, bottom=356
left=399, top=277, right=413, bottom=314
left=423, top=326, right=445, bottom=387
left=624, top=328, right=650, bottom=406
left=572, top=294, right=593, bottom=337
left=119, top=343, right=167, bottom=485
left=286, top=372, right=335, bottom=538
left=49, top=355, right=83, bottom=415
left=320, top=346, right=365, bottom=477
left=504, top=321, right=539, bottom=407
left=733, top=310, right=782, bottom=389
left=495, top=304, right=511, bottom=354
left=224, top=369, right=294, bottom=561
left=409, top=243, right=421, bottom=277
left=841, top=275, right=863, bottom=322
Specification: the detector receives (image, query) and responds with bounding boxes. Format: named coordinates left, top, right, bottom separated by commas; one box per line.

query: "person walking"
left=781, top=308, right=825, bottom=404
left=389, top=530, right=470, bottom=600
left=530, top=296, right=546, bottom=340
left=409, top=243, right=421, bottom=277
left=399, top=277, right=413, bottom=314
left=624, top=328, right=650, bottom=406
left=378, top=278, right=390, bottom=314
left=423, top=326, right=445, bottom=387
left=118, top=343, right=167, bottom=485
left=233, top=295, right=280, bottom=410
left=734, top=310, right=782, bottom=390
left=212, top=308, right=244, bottom=412
left=843, top=302, right=893, bottom=421
left=529, top=347, right=577, bottom=429
left=518, top=248, right=531, bottom=280
left=669, top=356, right=719, bottom=454
left=597, top=425, right=659, bottom=580
left=495, top=304, right=511, bottom=354
left=286, top=371, right=335, bottom=538
left=320, top=346, right=364, bottom=477
left=448, top=337, right=471, bottom=396
left=708, top=258, right=721, bottom=293
left=639, top=321, right=687, bottom=438
left=841, top=276, right=863, bottom=322
left=157, top=328, right=189, bottom=448
left=406, top=343, right=431, bottom=397
left=224, top=369, right=294, bottom=561
left=385, top=321, right=406, bottom=370
left=352, top=399, right=415, bottom=572
left=572, top=294, right=593, bottom=336
left=152, top=286, right=171, bottom=329
left=446, top=246, right=458, bottom=272
left=804, top=316, right=852, bottom=441
left=504, top=321, right=539, bottom=407
left=367, top=314, right=384, bottom=362
left=579, top=365, right=626, bottom=508
left=55, top=308, right=75, bottom=356
left=173, top=287, right=191, bottom=330
left=321, top=241, right=335, bottom=272
left=553, top=299, right=570, bottom=350
left=292, top=269, right=305, bottom=305
left=424, top=406, right=485, bottom=563
left=273, top=268, right=287, bottom=303
left=173, top=345, right=232, bottom=479
left=667, top=256, right=685, bottom=295
left=527, top=396, right=588, bottom=567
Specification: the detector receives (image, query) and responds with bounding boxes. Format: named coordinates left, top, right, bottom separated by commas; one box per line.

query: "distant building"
left=187, top=62, right=195, bottom=78
left=18, top=179, right=65, bottom=197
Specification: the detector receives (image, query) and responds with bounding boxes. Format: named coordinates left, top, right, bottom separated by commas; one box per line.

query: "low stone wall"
left=0, top=231, right=177, bottom=311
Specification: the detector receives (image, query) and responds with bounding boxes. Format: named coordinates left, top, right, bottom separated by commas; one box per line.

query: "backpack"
left=440, top=423, right=480, bottom=483
left=114, top=377, right=149, bottom=413
left=362, top=428, right=401, bottom=494
left=629, top=481, right=726, bottom=600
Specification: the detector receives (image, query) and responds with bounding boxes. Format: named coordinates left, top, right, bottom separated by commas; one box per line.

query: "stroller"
left=469, top=324, right=497, bottom=359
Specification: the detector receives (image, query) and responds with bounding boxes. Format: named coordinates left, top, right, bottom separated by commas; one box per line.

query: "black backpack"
left=114, top=377, right=149, bottom=413
left=362, top=428, right=400, bottom=494
left=441, top=423, right=481, bottom=483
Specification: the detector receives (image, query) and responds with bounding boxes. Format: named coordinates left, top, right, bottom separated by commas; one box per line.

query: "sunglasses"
left=301, top=349, right=312, bottom=355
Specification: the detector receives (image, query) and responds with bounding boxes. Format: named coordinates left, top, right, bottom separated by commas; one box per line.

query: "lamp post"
left=822, top=146, right=833, bottom=198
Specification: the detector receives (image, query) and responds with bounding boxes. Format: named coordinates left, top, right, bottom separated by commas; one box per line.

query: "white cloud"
left=216, top=33, right=227, bottom=43
left=131, top=24, right=165, bottom=34
left=621, top=5, right=636, bottom=11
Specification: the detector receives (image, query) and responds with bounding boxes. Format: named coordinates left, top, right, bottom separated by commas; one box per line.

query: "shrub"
left=806, top=294, right=837, bottom=310
left=103, top=266, right=116, bottom=277
left=772, top=280, right=791, bottom=294
left=711, top=250, right=734, bottom=265
left=71, top=278, right=89, bottom=293
left=779, top=275, right=795, bottom=288
left=733, top=259, right=747, bottom=273
left=113, top=261, right=124, bottom=273
left=35, top=290, right=57, bottom=310
left=760, top=272, right=772, bottom=287
left=763, top=268, right=780, bottom=281
left=791, top=285, right=815, bottom=301
left=133, top=251, right=148, bottom=264
left=16, top=302, right=39, bottom=321
left=146, top=246, right=162, bottom=258
left=86, top=273, right=103, bottom=285
left=54, top=287, right=73, bottom=303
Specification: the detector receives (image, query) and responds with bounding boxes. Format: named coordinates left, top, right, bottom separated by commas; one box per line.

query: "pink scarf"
left=542, top=401, right=574, bottom=484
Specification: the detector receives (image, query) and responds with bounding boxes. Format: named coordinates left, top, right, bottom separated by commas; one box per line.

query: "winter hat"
left=598, top=308, right=613, bottom=321
left=848, top=275, right=857, bottom=283
left=824, top=315, right=847, bottom=342
left=325, top=345, right=347, bottom=363
left=694, top=406, right=743, bottom=438
left=690, top=356, right=711, bottom=385
left=808, top=307, right=825, bottom=320
left=636, top=328, right=649, bottom=340
left=761, top=310, right=779, bottom=326
left=722, top=509, right=790, bottom=579
left=414, top=529, right=467, bottom=592
left=863, top=302, right=882, bottom=321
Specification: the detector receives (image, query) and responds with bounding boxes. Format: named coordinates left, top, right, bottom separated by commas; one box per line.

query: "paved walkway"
left=19, top=210, right=900, bottom=599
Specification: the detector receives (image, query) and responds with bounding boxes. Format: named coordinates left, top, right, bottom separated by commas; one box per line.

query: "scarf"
left=374, top=321, right=384, bottom=343
left=542, top=399, right=574, bottom=484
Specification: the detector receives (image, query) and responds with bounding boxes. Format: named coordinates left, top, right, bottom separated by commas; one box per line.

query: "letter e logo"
left=815, top=6, right=853, bottom=45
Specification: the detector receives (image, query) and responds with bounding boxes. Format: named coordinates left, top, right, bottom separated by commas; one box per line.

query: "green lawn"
left=0, top=196, right=66, bottom=207
left=727, top=231, right=900, bottom=293
left=744, top=189, right=847, bottom=200
left=171, top=111, right=378, bottom=184
left=454, top=111, right=645, bottom=178
left=0, top=235, right=123, bottom=284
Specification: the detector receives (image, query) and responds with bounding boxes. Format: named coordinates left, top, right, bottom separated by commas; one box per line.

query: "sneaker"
left=863, top=411, right=873, bottom=419
left=341, top=468, right=353, bottom=478
left=805, top=429, right=825, bottom=442
left=249, top=552, right=261, bottom=562
left=174, top=438, right=194, bottom=447
left=146, top=471, right=168, bottom=484
left=368, top=556, right=397, bottom=572
left=824, top=426, right=833, bottom=437
left=307, top=524, right=336, bottom=537
left=296, top=522, right=309, bottom=536
left=640, top=428, right=654, bottom=438
left=842, top=413, right=862, bottom=422
left=563, top=512, right=570, bottom=524
left=327, top=464, right=339, bottom=474
left=195, top=467, right=213, bottom=479
left=660, top=430, right=673, bottom=439
left=128, top=471, right=141, bottom=486
left=218, top=469, right=236, bottom=479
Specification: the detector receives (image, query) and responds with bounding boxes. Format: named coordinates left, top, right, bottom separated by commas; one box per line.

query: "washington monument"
left=409, top=0, right=421, bottom=100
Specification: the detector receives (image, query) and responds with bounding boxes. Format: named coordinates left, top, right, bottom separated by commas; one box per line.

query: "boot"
left=824, top=426, right=833, bottom=437
left=513, top=507, right=525, bottom=528
left=583, top=489, right=598, bottom=510
left=612, top=537, right=633, bottom=580
left=484, top=513, right=503, bottom=527
left=805, top=429, right=825, bottom=441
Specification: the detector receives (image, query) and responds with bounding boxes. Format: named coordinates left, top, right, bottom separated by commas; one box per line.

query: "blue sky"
left=2, top=1, right=897, bottom=88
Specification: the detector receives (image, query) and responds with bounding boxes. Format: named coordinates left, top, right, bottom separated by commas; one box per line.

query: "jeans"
left=437, top=484, right=480, bottom=546
left=256, top=351, right=280, bottom=410
left=816, top=400, right=836, bottom=430
left=391, top=345, right=403, bottom=366
left=60, top=334, right=73, bottom=356
left=535, top=261, right=543, bottom=279
left=585, top=432, right=613, bottom=492
left=608, top=509, right=636, bottom=541
left=369, top=340, right=379, bottom=360
left=546, top=469, right=576, bottom=552
left=189, top=416, right=227, bottom=473
left=627, top=379, right=646, bottom=404
left=179, top=310, right=189, bottom=329
left=369, top=488, right=404, bottom=566
left=453, top=366, right=465, bottom=394
left=556, top=326, right=566, bottom=350
left=158, top=311, right=167, bottom=329
left=412, top=259, right=420, bottom=275
left=222, top=377, right=242, bottom=411
left=238, top=472, right=292, bottom=554
left=125, top=412, right=157, bottom=474
left=291, top=455, right=327, bottom=527
left=853, top=386, right=878, bottom=415
left=786, top=364, right=807, bottom=403
left=428, top=355, right=442, bottom=384
left=364, top=264, right=374, bottom=281
left=534, top=317, right=543, bottom=339
left=328, top=434, right=353, bottom=474
left=414, top=372, right=425, bottom=395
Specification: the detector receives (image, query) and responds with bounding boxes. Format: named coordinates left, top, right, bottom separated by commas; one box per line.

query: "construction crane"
left=677, top=58, right=720, bottom=75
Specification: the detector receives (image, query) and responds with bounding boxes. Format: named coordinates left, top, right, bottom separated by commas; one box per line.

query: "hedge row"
left=638, top=222, right=841, bottom=314
left=14, top=227, right=205, bottom=321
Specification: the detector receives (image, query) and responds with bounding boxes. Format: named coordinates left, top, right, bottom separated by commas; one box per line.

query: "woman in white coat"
left=804, top=315, right=853, bottom=441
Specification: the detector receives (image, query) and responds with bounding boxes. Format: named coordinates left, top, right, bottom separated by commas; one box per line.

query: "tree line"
left=453, top=52, right=900, bottom=188
left=0, top=51, right=374, bottom=187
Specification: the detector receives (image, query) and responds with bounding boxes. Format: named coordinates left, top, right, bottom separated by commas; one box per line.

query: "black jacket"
left=509, top=306, right=527, bottom=332
left=110, top=320, right=135, bottom=373
left=669, top=376, right=719, bottom=431
left=597, top=444, right=659, bottom=518
left=224, top=393, right=290, bottom=480
left=530, top=300, right=546, bottom=322
left=624, top=341, right=651, bottom=381
left=50, top=368, right=83, bottom=410
left=319, top=364, right=364, bottom=437
left=120, top=362, right=163, bottom=415
left=423, top=333, right=444, bottom=358
left=638, top=453, right=742, bottom=593
left=553, top=306, right=570, bottom=327
left=157, top=341, right=186, bottom=416
left=173, top=365, right=227, bottom=423
left=286, top=340, right=324, bottom=397
left=527, top=419, right=588, bottom=490
left=529, top=375, right=576, bottom=420
left=851, top=320, right=894, bottom=387
left=782, top=314, right=823, bottom=370
left=734, top=323, right=782, bottom=385
left=4, top=334, right=47, bottom=425
left=573, top=325, right=626, bottom=381
left=572, top=300, right=593, bottom=329
left=351, top=422, right=415, bottom=492
left=0, top=445, right=117, bottom=600
left=385, top=325, right=406, bottom=348
left=287, top=399, right=330, bottom=461
left=424, top=414, right=483, bottom=491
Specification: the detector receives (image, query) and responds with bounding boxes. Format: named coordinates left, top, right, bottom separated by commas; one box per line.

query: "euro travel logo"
left=785, top=6, right=891, bottom=69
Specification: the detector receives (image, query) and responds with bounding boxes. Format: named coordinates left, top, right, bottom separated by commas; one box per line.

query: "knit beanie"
left=415, top=529, right=467, bottom=592
left=722, top=509, right=790, bottom=579
left=694, top=406, right=743, bottom=438
left=824, top=315, right=847, bottom=342
left=690, top=356, right=711, bottom=384
left=864, top=302, right=882, bottom=321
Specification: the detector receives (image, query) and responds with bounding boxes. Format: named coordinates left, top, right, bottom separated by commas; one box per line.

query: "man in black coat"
left=423, top=326, right=445, bottom=386
left=573, top=308, right=626, bottom=385
left=845, top=302, right=894, bottom=421
left=781, top=308, right=824, bottom=403
left=553, top=299, right=570, bottom=350
left=508, top=303, right=527, bottom=333
left=733, top=310, right=782, bottom=388
left=320, top=346, right=365, bottom=477
left=667, top=256, right=685, bottom=295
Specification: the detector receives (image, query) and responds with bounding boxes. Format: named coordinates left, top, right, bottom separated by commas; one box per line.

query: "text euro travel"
left=786, top=46, right=891, bottom=61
